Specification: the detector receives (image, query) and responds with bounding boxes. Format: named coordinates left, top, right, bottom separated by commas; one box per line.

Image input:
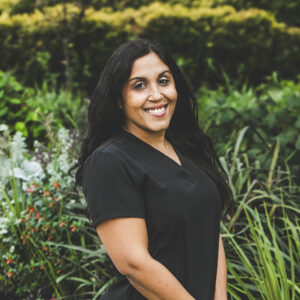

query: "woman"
left=75, top=39, right=232, bottom=299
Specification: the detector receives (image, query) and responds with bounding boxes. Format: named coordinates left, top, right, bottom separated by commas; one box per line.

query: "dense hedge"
left=215, top=0, right=300, bottom=27
left=0, top=2, right=299, bottom=91
left=0, top=0, right=207, bottom=15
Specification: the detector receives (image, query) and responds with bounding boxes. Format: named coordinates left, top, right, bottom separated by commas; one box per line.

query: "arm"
left=214, top=234, right=227, bottom=300
left=125, top=254, right=195, bottom=300
left=96, top=217, right=195, bottom=300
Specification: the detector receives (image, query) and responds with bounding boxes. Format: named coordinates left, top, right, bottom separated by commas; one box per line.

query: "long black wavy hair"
left=74, top=38, right=233, bottom=216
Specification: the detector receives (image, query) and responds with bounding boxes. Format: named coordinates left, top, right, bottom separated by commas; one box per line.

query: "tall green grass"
left=219, top=127, right=300, bottom=300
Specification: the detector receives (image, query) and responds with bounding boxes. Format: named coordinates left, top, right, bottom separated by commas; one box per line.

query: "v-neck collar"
left=119, top=129, right=185, bottom=170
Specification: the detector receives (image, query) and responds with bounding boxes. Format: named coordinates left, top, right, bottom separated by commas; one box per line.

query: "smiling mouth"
left=143, top=104, right=168, bottom=115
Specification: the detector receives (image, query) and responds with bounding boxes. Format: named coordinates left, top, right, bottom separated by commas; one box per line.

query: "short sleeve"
left=82, top=149, right=146, bottom=229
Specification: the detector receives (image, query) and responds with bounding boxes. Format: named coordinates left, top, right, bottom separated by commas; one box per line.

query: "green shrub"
left=215, top=0, right=300, bottom=27
left=0, top=70, right=41, bottom=139
left=0, top=0, right=212, bottom=15
left=139, top=3, right=300, bottom=89
left=0, top=3, right=299, bottom=91
left=0, top=69, right=88, bottom=147
left=0, top=127, right=113, bottom=299
left=197, top=74, right=300, bottom=181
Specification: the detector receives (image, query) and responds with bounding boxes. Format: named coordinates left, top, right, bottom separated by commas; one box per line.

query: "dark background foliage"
left=0, top=0, right=299, bottom=93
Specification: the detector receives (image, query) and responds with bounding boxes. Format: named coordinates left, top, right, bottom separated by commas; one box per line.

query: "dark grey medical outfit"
left=82, top=129, right=222, bottom=300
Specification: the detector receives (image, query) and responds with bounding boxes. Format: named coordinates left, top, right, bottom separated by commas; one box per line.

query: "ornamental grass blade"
left=266, top=138, right=280, bottom=191
left=92, top=277, right=117, bottom=300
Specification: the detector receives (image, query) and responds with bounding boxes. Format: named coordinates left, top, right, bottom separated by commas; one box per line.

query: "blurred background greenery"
left=0, top=1, right=299, bottom=299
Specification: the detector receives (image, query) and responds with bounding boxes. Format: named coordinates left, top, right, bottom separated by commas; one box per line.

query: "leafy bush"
left=0, top=0, right=213, bottom=15
left=197, top=74, right=300, bottom=181
left=0, top=126, right=114, bottom=299
left=215, top=0, right=300, bottom=27
left=0, top=70, right=42, bottom=139
left=0, top=2, right=299, bottom=91
left=0, top=70, right=88, bottom=147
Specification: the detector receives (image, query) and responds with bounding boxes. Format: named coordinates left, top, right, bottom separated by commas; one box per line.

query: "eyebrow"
left=128, top=70, right=171, bottom=82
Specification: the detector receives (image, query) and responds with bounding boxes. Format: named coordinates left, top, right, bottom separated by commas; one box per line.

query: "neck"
left=122, top=125, right=169, bottom=152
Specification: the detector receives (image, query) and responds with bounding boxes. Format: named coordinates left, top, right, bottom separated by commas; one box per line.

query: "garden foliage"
left=218, top=127, right=300, bottom=299
left=197, top=73, right=300, bottom=180
left=0, top=2, right=299, bottom=91
left=0, top=70, right=88, bottom=145
left=215, top=0, right=300, bottom=27
left=2, top=0, right=300, bottom=27
left=0, top=123, right=299, bottom=299
left=0, top=126, right=113, bottom=299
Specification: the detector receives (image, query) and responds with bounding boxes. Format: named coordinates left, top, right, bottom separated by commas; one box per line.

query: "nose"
left=148, top=83, right=163, bottom=100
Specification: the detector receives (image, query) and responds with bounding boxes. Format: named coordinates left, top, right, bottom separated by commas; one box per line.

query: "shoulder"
left=83, top=137, right=125, bottom=174
left=82, top=134, right=144, bottom=188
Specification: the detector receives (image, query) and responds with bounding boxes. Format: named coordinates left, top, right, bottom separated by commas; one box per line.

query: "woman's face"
left=120, top=51, right=178, bottom=138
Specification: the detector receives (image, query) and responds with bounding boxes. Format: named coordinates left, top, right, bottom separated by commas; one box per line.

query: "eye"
left=134, top=82, right=145, bottom=90
left=159, top=77, right=169, bottom=85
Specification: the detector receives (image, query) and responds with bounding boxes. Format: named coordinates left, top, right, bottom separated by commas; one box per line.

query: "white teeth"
left=145, top=106, right=166, bottom=114
left=149, top=107, right=164, bottom=113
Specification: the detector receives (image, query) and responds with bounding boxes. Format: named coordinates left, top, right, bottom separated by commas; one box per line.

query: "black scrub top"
left=82, top=129, right=222, bottom=300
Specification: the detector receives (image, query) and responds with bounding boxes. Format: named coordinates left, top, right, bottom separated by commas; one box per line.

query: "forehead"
left=130, top=52, right=169, bottom=76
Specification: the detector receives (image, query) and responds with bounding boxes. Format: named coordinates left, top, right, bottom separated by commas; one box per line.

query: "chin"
left=147, top=125, right=169, bottom=133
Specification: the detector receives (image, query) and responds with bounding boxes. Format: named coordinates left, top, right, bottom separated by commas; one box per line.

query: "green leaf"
left=9, top=98, right=21, bottom=105
left=0, top=107, right=8, bottom=117
left=26, top=111, right=39, bottom=122
left=220, top=111, right=234, bottom=123
left=268, top=89, right=283, bottom=102
left=276, top=133, right=289, bottom=147
left=287, top=95, right=300, bottom=108
left=216, top=97, right=226, bottom=105
left=247, top=148, right=260, bottom=157
left=0, top=76, right=7, bottom=88
left=264, top=114, right=276, bottom=128
left=14, top=122, right=28, bottom=137
left=295, top=135, right=300, bottom=150
left=10, top=80, right=22, bottom=92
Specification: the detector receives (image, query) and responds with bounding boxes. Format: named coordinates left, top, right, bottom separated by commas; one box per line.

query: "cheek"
left=123, top=92, right=145, bottom=117
left=165, top=84, right=177, bottom=101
